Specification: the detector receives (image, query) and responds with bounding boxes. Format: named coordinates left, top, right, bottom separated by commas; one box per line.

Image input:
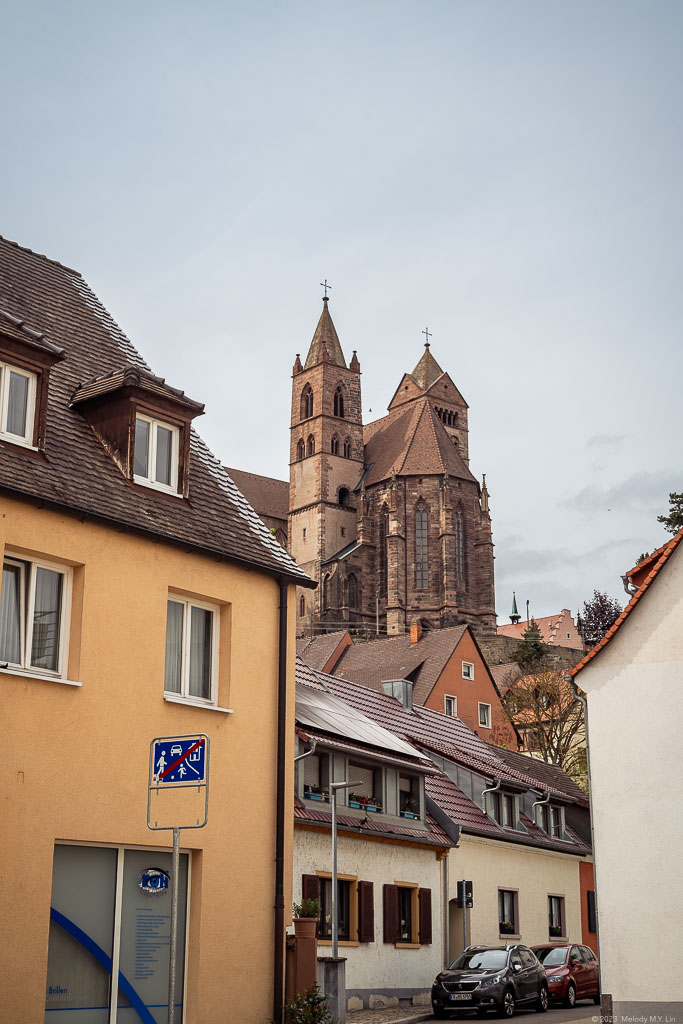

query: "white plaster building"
left=571, top=531, right=683, bottom=1018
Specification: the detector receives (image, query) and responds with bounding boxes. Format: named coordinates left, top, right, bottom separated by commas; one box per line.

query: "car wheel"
left=497, top=990, right=515, bottom=1018
left=565, top=983, right=576, bottom=1009
left=536, top=985, right=549, bottom=1013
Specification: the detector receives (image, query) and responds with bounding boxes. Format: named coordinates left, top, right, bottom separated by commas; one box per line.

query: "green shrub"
left=284, top=985, right=331, bottom=1024
left=292, top=897, right=320, bottom=919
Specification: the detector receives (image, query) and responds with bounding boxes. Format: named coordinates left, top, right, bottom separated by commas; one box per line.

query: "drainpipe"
left=480, top=777, right=502, bottom=815
left=273, top=578, right=289, bottom=1024
left=531, top=790, right=551, bottom=826
left=569, top=677, right=604, bottom=1004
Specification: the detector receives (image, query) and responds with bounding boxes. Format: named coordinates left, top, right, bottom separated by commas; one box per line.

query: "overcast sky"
left=2, top=0, right=680, bottom=623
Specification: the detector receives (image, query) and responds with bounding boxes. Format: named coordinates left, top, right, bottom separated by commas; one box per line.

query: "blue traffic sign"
left=152, top=737, right=206, bottom=784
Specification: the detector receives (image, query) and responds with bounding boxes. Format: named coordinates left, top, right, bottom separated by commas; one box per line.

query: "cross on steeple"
left=320, top=278, right=332, bottom=299
left=422, top=326, right=432, bottom=347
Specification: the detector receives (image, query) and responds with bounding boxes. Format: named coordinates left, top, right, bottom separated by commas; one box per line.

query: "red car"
left=531, top=944, right=600, bottom=1007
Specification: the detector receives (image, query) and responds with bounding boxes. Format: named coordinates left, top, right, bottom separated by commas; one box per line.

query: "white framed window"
left=0, top=555, right=71, bottom=677
left=164, top=595, right=219, bottom=704
left=462, top=661, right=474, bottom=680
left=537, top=803, right=565, bottom=838
left=444, top=694, right=457, bottom=717
left=134, top=414, right=179, bottom=493
left=478, top=702, right=491, bottom=728
left=0, top=361, right=37, bottom=447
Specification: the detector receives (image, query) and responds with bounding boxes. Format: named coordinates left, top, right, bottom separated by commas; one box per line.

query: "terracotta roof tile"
left=571, top=528, right=683, bottom=677
left=297, top=631, right=351, bottom=672
left=0, top=235, right=312, bottom=585
left=294, top=798, right=453, bottom=847
left=225, top=467, right=289, bottom=522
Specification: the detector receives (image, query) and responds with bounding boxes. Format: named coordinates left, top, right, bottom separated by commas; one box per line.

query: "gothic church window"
left=343, top=437, right=351, bottom=459
left=299, top=595, right=305, bottom=617
left=301, top=384, right=314, bottom=420
left=415, top=500, right=428, bottom=589
left=331, top=435, right=339, bottom=455
left=455, top=509, right=465, bottom=582
left=296, top=438, right=305, bottom=460
left=307, top=434, right=315, bottom=457
left=347, top=574, right=359, bottom=608
left=334, top=385, right=345, bottom=418
left=379, top=504, right=389, bottom=598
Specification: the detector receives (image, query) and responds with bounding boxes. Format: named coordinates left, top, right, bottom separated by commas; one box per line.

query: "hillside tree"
left=577, top=590, right=621, bottom=646
left=657, top=491, right=683, bottom=536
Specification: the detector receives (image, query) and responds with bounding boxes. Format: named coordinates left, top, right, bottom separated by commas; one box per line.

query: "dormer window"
left=538, top=803, right=565, bottom=839
left=0, top=361, right=36, bottom=446
left=134, top=414, right=179, bottom=492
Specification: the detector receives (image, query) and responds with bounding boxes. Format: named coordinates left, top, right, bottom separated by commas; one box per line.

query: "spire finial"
left=510, top=591, right=521, bottom=624
left=320, top=278, right=332, bottom=300
left=422, top=326, right=432, bottom=348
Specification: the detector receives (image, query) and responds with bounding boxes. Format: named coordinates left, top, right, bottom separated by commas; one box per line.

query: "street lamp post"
left=330, top=779, right=360, bottom=958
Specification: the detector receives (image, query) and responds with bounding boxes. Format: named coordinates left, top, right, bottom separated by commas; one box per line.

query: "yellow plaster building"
left=0, top=236, right=313, bottom=1024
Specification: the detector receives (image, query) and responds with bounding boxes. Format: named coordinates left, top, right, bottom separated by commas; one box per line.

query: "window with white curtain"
left=164, top=595, right=218, bottom=703
left=134, top=414, right=179, bottom=493
left=0, top=361, right=37, bottom=447
left=0, top=555, right=70, bottom=676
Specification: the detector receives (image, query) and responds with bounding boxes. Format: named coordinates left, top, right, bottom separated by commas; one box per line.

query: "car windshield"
left=535, top=946, right=568, bottom=967
left=448, top=950, right=508, bottom=971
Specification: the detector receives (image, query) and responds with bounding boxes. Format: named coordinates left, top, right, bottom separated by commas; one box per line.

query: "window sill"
left=0, top=666, right=81, bottom=687
left=0, top=434, right=38, bottom=451
left=395, top=942, right=421, bottom=949
left=499, top=933, right=520, bottom=940
left=163, top=693, right=233, bottom=714
left=133, top=474, right=182, bottom=498
left=548, top=935, right=567, bottom=942
left=318, top=939, right=360, bottom=947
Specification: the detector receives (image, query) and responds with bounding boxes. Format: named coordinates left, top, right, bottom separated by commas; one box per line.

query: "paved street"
left=347, top=1001, right=599, bottom=1024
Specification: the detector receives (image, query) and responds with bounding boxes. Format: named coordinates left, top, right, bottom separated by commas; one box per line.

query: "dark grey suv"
left=431, top=945, right=549, bottom=1018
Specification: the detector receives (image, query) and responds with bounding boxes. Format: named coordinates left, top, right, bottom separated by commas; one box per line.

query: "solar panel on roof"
left=296, top=684, right=422, bottom=759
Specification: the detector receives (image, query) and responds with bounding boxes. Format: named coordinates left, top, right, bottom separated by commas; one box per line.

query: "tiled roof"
left=295, top=725, right=438, bottom=774
left=294, top=656, right=328, bottom=690
left=488, top=744, right=589, bottom=807
left=411, top=345, right=445, bottom=391
left=304, top=298, right=346, bottom=369
left=571, top=529, right=683, bottom=677
left=489, top=662, right=521, bottom=696
left=296, top=631, right=351, bottom=672
left=331, top=625, right=469, bottom=705
left=0, top=236, right=312, bottom=585
left=498, top=609, right=578, bottom=645
left=363, top=398, right=477, bottom=487
left=71, top=364, right=204, bottom=412
left=294, top=796, right=453, bottom=847
left=225, top=467, right=289, bottom=523
left=0, top=306, right=64, bottom=355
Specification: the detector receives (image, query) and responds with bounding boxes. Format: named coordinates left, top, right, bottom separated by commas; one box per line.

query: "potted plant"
left=293, top=898, right=320, bottom=940
left=499, top=920, right=515, bottom=934
left=401, top=798, right=419, bottom=819
left=284, top=984, right=331, bottom=1023
left=304, top=785, right=327, bottom=802
left=362, top=795, right=382, bottom=812
left=549, top=924, right=563, bottom=937
left=348, top=793, right=362, bottom=809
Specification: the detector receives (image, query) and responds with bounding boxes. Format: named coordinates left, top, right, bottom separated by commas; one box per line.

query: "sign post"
left=148, top=734, right=210, bottom=1024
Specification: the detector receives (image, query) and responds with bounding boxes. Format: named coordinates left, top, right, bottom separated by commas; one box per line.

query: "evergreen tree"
left=510, top=618, right=546, bottom=667
left=657, top=491, right=683, bottom=536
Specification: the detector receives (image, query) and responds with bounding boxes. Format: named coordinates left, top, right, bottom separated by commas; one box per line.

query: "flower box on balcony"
left=348, top=799, right=362, bottom=809
left=401, top=811, right=418, bottom=820
left=499, top=921, right=515, bottom=934
left=549, top=925, right=563, bottom=937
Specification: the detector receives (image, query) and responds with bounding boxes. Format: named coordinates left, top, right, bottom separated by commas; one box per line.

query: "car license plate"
left=449, top=993, right=472, bottom=1001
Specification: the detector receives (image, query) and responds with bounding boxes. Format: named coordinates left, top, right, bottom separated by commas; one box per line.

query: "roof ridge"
left=395, top=400, right=430, bottom=476
left=0, top=234, right=81, bottom=277
left=424, top=401, right=446, bottom=474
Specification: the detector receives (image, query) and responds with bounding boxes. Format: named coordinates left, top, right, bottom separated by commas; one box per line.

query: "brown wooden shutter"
left=383, top=884, right=398, bottom=943
left=418, top=887, right=432, bottom=945
left=358, top=881, right=374, bottom=943
left=301, top=874, right=320, bottom=901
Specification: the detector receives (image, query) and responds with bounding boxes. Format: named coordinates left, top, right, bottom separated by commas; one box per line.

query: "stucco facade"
left=448, top=835, right=584, bottom=958
left=293, top=829, right=444, bottom=1010
left=0, top=498, right=297, bottom=1023
left=573, top=535, right=683, bottom=1017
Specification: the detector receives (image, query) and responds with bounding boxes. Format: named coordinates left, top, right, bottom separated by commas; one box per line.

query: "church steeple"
left=304, top=297, right=346, bottom=369
left=510, top=591, right=521, bottom=624
left=411, top=340, right=444, bottom=390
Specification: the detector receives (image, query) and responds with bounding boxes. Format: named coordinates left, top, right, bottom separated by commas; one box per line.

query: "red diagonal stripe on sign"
left=159, top=737, right=205, bottom=780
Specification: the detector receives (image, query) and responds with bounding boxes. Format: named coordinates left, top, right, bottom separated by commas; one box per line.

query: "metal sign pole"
left=331, top=789, right=338, bottom=959
left=462, top=880, right=467, bottom=953
left=168, top=826, right=180, bottom=1024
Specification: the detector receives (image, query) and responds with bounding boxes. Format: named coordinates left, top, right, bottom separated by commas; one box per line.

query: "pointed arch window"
left=296, top=438, right=305, bottom=460
left=333, top=385, right=345, bottom=418
left=347, top=573, right=359, bottom=608
left=301, top=384, right=314, bottom=421
left=455, top=509, right=465, bottom=582
left=307, top=434, right=315, bottom=457
left=343, top=437, right=351, bottom=459
left=379, top=504, right=389, bottom=599
left=299, top=595, right=305, bottom=617
left=331, top=435, right=339, bottom=456
left=415, top=500, right=428, bottom=589
left=323, top=573, right=331, bottom=612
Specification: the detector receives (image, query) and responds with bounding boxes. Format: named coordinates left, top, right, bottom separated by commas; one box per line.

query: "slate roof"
left=0, top=236, right=313, bottom=585
left=571, top=528, right=683, bottom=677
left=225, top=467, right=289, bottom=523
left=363, top=398, right=477, bottom=487
left=304, top=298, right=346, bottom=369
left=296, top=631, right=350, bottom=672
left=330, top=625, right=469, bottom=705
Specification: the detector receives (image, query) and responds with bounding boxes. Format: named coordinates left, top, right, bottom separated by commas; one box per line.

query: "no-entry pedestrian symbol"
left=152, top=736, right=207, bottom=784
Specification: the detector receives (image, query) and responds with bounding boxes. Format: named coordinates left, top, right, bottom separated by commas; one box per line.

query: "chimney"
left=381, top=679, right=413, bottom=709
left=410, top=620, right=423, bottom=647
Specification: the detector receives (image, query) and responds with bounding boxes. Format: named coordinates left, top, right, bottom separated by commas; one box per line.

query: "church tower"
left=289, top=297, right=364, bottom=630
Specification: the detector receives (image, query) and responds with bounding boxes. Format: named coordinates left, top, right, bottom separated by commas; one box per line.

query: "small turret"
left=510, top=591, right=521, bottom=625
